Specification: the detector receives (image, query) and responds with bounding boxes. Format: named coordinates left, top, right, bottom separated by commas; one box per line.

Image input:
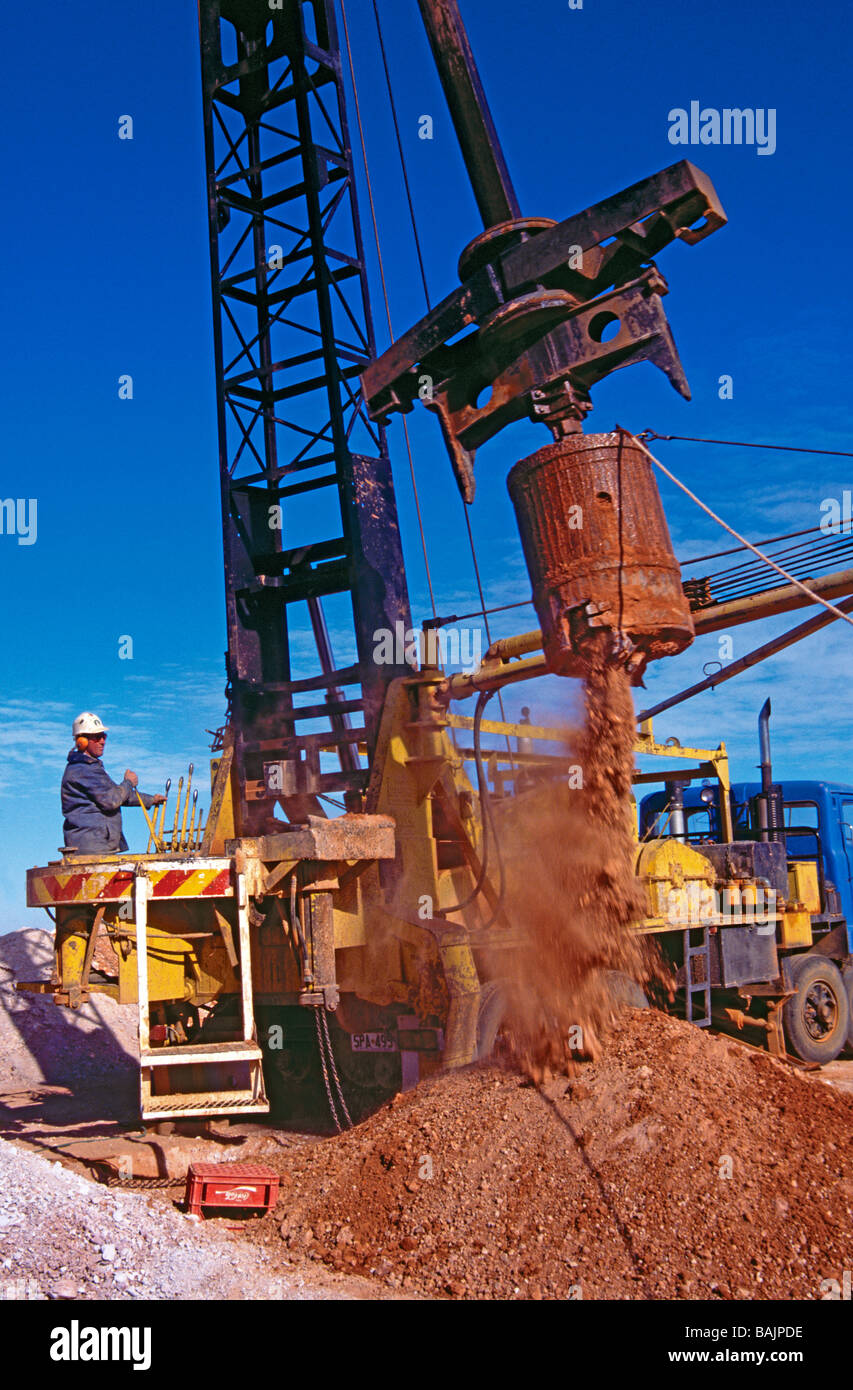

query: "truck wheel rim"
left=804, top=982, right=838, bottom=1041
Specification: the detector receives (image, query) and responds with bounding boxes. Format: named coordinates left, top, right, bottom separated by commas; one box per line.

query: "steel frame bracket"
left=361, top=160, right=725, bottom=499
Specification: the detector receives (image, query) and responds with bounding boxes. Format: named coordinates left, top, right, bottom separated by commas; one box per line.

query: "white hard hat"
left=72, top=711, right=109, bottom=737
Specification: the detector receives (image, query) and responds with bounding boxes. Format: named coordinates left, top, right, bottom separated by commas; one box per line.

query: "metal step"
left=141, top=1092, right=269, bottom=1120
left=684, top=926, right=712, bottom=1027
left=134, top=866, right=268, bottom=1121
left=140, top=1040, right=263, bottom=1069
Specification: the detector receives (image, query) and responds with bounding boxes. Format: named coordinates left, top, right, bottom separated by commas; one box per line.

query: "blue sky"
left=1, top=0, right=851, bottom=929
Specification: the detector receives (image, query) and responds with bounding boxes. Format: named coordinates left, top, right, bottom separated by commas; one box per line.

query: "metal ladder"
left=684, top=926, right=712, bottom=1027
left=133, top=870, right=269, bottom=1120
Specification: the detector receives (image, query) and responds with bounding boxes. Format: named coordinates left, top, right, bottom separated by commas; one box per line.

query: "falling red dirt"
left=491, top=650, right=668, bottom=1080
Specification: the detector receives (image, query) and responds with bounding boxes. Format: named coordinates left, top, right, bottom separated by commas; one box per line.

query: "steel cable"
left=625, top=428, right=853, bottom=631
left=366, top=0, right=518, bottom=771
left=643, top=429, right=853, bottom=459
left=339, top=0, right=437, bottom=616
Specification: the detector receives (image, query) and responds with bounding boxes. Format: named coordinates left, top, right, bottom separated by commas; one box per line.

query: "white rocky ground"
left=0, top=1133, right=337, bottom=1301
left=0, top=927, right=137, bottom=1095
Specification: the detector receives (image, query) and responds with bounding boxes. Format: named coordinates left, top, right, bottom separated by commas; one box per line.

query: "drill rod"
left=416, top=0, right=520, bottom=228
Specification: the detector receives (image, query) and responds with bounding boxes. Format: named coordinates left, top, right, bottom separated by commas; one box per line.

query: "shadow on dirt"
left=0, top=928, right=138, bottom=1127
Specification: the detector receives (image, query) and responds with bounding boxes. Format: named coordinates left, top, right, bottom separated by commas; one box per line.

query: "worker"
left=61, top=712, right=165, bottom=854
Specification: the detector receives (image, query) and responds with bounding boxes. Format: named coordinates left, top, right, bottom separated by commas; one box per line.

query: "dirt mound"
left=255, top=1010, right=853, bottom=1299
left=0, top=929, right=138, bottom=1101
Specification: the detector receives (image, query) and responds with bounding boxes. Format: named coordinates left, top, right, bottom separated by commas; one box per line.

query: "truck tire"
left=783, top=955, right=850, bottom=1065
left=842, top=964, right=853, bottom=1053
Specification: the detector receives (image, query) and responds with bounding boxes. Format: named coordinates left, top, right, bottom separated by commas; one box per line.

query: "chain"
left=319, top=1007, right=353, bottom=1129
left=102, top=1175, right=184, bottom=1190
left=314, top=1007, right=345, bottom=1133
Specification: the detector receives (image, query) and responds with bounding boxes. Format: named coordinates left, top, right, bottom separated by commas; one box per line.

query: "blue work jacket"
left=61, top=749, right=157, bottom=853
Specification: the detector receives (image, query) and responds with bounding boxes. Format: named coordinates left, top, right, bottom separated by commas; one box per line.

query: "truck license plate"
left=351, top=1030, right=397, bottom=1052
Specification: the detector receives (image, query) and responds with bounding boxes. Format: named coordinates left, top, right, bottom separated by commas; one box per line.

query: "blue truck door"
left=839, top=800, right=853, bottom=904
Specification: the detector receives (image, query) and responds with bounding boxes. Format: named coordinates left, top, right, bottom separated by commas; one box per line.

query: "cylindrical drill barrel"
left=507, top=432, right=694, bottom=679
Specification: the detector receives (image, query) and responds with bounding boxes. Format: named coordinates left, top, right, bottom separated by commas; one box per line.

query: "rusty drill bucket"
left=507, top=431, right=694, bottom=680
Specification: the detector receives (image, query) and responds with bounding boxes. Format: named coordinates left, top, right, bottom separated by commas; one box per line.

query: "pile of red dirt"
left=252, top=1010, right=853, bottom=1300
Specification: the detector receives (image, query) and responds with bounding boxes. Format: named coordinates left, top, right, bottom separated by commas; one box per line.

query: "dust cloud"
left=491, top=646, right=670, bottom=1080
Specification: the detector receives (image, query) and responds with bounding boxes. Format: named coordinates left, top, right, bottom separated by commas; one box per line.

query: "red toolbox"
left=185, top=1163, right=280, bottom=1218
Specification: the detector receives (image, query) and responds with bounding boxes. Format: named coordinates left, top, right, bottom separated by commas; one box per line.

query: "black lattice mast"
left=198, top=0, right=411, bottom=833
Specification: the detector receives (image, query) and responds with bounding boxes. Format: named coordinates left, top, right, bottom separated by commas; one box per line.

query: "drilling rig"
left=20, top=0, right=853, bottom=1124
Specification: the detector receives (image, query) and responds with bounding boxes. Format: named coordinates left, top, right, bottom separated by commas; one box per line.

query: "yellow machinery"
left=22, top=680, right=819, bottom=1121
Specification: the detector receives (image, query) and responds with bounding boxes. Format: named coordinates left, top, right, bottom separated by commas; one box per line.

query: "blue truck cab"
left=638, top=772, right=853, bottom=1063
left=640, top=780, right=853, bottom=952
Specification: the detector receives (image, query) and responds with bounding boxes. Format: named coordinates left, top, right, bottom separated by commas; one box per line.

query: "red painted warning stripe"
left=49, top=874, right=85, bottom=902
left=149, top=869, right=190, bottom=898
left=37, top=869, right=134, bottom=902
left=102, top=871, right=134, bottom=897
left=148, top=868, right=231, bottom=897
left=32, top=865, right=232, bottom=903
left=200, top=869, right=231, bottom=896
